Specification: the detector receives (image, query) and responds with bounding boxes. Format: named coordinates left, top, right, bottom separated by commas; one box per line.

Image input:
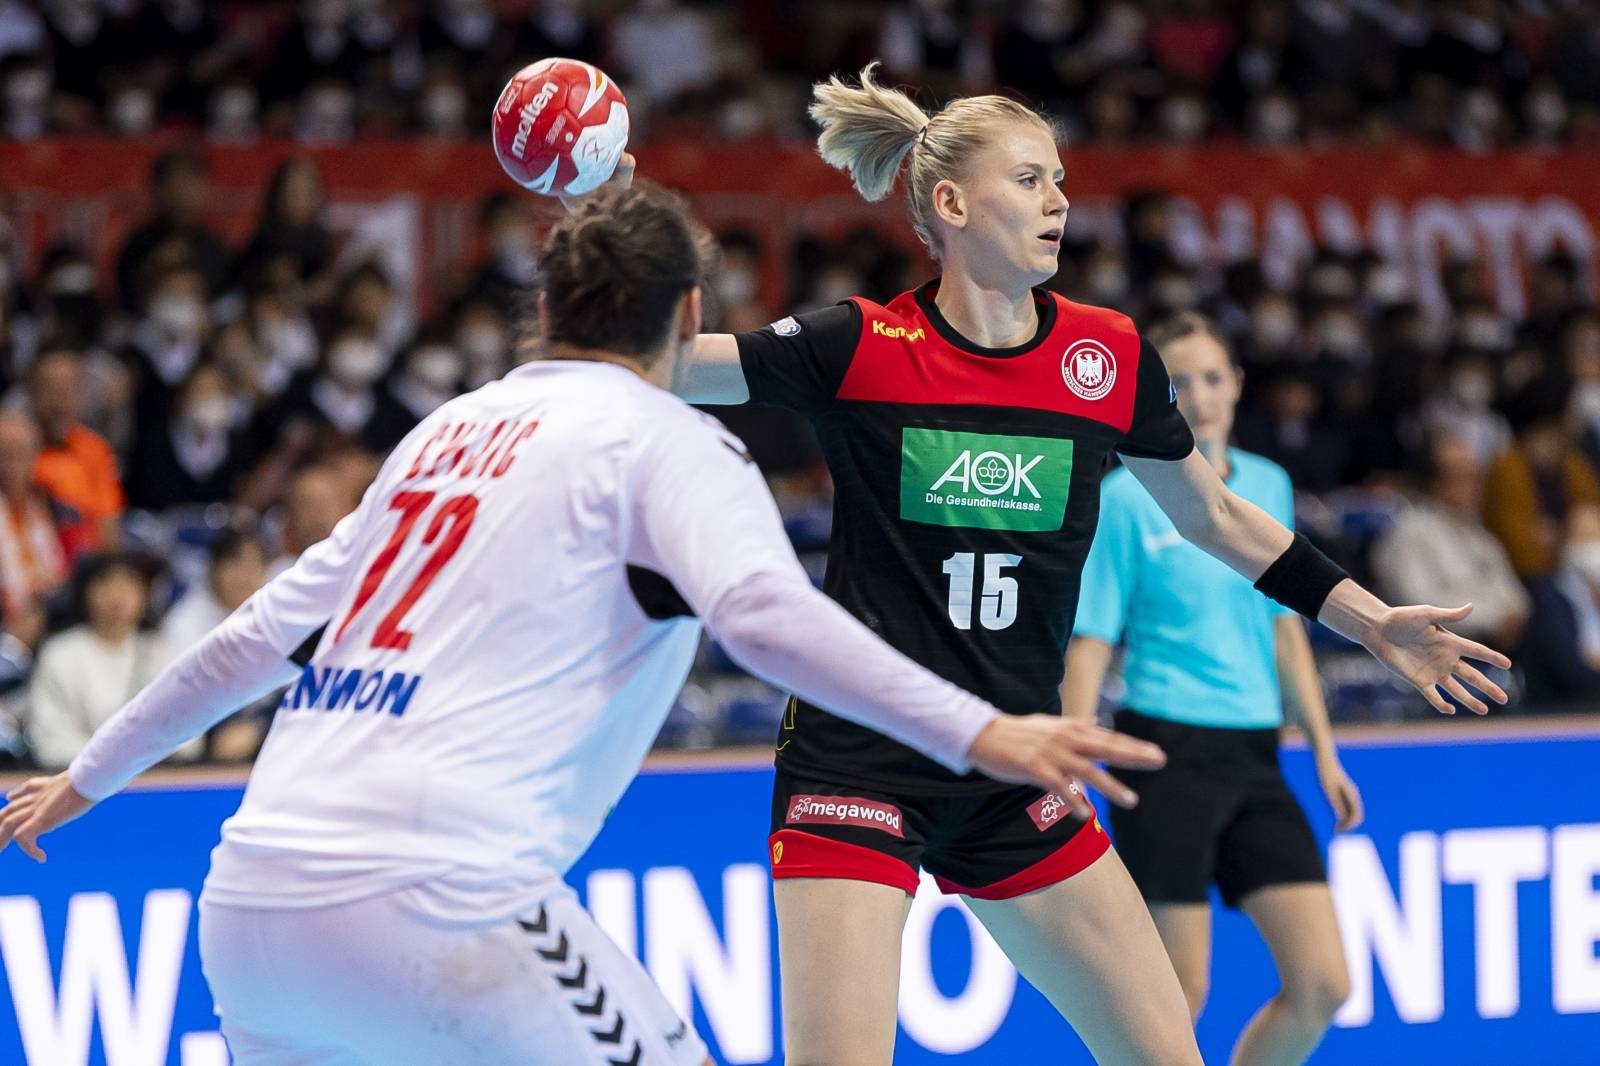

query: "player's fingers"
left=4, top=777, right=39, bottom=802
left=1442, top=674, right=1488, bottom=715
left=1424, top=603, right=1473, bottom=624
left=1422, top=682, right=1455, bottom=715
left=1039, top=763, right=1095, bottom=817
left=1090, top=731, right=1166, bottom=770
left=15, top=827, right=44, bottom=863
left=1455, top=661, right=1507, bottom=704
left=1346, top=785, right=1366, bottom=831
left=1455, top=636, right=1512, bottom=670
left=1075, top=763, right=1138, bottom=809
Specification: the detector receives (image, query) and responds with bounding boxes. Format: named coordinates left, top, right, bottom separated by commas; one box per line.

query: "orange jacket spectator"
left=1483, top=446, right=1600, bottom=580
left=28, top=346, right=125, bottom=555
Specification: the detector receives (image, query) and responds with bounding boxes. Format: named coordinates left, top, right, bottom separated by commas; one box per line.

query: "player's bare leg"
left=965, top=849, right=1202, bottom=1066
left=774, top=878, right=913, bottom=1066
left=1149, top=902, right=1214, bottom=1021
left=1229, top=883, right=1349, bottom=1066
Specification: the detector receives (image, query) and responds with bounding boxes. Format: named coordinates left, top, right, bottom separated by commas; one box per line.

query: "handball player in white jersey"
left=0, top=185, right=1165, bottom=1066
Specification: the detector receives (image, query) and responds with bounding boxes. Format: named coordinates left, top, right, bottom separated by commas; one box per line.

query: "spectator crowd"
left=0, top=1, right=1598, bottom=150
left=0, top=0, right=1597, bottom=772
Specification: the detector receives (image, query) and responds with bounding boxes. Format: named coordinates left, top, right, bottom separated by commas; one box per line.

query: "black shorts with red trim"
left=768, top=769, right=1110, bottom=900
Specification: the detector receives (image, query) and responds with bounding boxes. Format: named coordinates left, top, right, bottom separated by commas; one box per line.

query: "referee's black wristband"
left=1253, top=533, right=1350, bottom=621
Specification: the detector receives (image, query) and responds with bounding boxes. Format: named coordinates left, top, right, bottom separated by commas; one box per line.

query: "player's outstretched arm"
left=1123, top=449, right=1511, bottom=716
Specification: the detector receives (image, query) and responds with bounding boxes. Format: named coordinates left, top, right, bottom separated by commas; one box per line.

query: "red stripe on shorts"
left=933, top=816, right=1111, bottom=900
left=768, top=829, right=921, bottom=896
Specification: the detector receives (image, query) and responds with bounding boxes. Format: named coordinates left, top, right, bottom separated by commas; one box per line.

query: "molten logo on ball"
left=510, top=81, right=558, bottom=161
left=492, top=58, right=630, bottom=198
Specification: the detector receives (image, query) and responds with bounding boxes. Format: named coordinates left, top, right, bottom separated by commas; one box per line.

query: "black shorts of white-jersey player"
left=655, top=65, right=1510, bottom=1066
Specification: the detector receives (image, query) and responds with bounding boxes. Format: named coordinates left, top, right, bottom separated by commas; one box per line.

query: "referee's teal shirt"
left=1074, top=450, right=1294, bottom=729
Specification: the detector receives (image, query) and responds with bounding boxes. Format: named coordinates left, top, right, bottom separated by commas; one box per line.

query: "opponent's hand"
left=559, top=151, right=636, bottom=212
left=1315, top=752, right=1364, bottom=832
left=965, top=715, right=1166, bottom=816
left=0, top=773, right=96, bottom=863
left=1362, top=603, right=1511, bottom=715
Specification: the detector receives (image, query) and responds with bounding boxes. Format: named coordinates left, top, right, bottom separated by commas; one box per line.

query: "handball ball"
left=492, top=58, right=629, bottom=197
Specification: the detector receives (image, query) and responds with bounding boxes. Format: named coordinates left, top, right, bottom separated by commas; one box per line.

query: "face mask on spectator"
left=1460, top=314, right=1508, bottom=350
left=1087, top=263, right=1128, bottom=303
left=210, top=85, right=259, bottom=139
left=1153, top=274, right=1199, bottom=310
left=1253, top=307, right=1297, bottom=350
left=1366, top=265, right=1409, bottom=306
left=1565, top=540, right=1600, bottom=586
left=184, top=395, right=235, bottom=433
left=110, top=88, right=156, bottom=135
left=1316, top=314, right=1365, bottom=359
left=458, top=325, right=505, bottom=363
left=1252, top=96, right=1299, bottom=145
left=716, top=268, right=757, bottom=306
left=409, top=347, right=463, bottom=390
left=1450, top=371, right=1495, bottom=408
left=491, top=229, right=537, bottom=282
left=422, top=85, right=468, bottom=133
left=330, top=340, right=387, bottom=386
left=152, top=295, right=204, bottom=340
left=1573, top=381, right=1600, bottom=423
left=3, top=66, right=49, bottom=113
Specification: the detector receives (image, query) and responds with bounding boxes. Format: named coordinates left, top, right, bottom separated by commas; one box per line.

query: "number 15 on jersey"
left=942, top=552, right=1020, bottom=631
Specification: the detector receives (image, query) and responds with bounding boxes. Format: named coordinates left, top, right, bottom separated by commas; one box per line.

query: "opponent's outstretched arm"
left=1123, top=449, right=1511, bottom=715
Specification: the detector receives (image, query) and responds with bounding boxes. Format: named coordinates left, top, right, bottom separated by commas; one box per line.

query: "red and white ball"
left=491, top=58, right=629, bottom=197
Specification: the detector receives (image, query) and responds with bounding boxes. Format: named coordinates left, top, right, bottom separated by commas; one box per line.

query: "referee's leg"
left=964, top=848, right=1203, bottom=1066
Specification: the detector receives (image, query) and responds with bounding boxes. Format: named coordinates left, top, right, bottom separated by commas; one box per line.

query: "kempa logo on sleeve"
left=900, top=428, right=1073, bottom=531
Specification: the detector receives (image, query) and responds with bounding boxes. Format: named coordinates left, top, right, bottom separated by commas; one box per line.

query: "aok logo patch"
left=900, top=428, right=1073, bottom=531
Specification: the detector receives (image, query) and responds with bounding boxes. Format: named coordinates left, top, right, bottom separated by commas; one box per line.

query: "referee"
left=1064, top=311, right=1362, bottom=1066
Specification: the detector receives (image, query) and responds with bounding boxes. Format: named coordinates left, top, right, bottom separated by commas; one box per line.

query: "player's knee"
left=1284, top=961, right=1350, bottom=1028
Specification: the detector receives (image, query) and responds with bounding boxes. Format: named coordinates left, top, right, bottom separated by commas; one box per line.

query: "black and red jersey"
left=735, top=281, right=1194, bottom=793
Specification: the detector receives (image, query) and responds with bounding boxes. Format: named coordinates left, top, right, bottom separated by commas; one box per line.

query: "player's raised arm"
left=1119, top=448, right=1512, bottom=715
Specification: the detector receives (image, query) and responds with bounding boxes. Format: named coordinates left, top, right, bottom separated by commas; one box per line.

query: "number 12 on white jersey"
left=941, top=552, right=1021, bottom=631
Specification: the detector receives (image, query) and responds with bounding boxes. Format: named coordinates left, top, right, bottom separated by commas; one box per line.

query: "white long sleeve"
left=67, top=494, right=376, bottom=801
left=707, top=574, right=997, bottom=773
left=67, top=597, right=299, bottom=801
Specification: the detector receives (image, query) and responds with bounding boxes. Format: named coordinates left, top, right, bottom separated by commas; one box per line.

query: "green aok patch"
left=900, top=428, right=1073, bottom=531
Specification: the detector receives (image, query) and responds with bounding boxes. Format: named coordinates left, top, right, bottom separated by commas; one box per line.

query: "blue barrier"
left=3, top=724, right=1599, bottom=1064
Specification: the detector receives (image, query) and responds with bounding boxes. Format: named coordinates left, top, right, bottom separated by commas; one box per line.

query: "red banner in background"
left=2, top=139, right=1596, bottom=318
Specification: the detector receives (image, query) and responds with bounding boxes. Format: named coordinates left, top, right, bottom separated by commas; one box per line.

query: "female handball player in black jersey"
left=604, top=63, right=1509, bottom=1066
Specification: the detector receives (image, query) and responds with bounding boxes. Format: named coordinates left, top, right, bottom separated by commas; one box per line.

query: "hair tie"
left=917, top=123, right=931, bottom=147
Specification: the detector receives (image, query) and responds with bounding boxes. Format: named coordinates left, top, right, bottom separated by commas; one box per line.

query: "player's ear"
left=931, top=178, right=966, bottom=232
left=536, top=291, right=552, bottom=340
left=680, top=286, right=702, bottom=342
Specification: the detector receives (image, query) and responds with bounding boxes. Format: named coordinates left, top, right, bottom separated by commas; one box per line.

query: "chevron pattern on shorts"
left=519, top=905, right=647, bottom=1066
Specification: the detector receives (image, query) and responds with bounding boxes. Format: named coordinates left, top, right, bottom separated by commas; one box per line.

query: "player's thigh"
left=964, top=848, right=1203, bottom=1066
left=1148, top=902, right=1214, bottom=1019
left=1238, top=882, right=1350, bottom=1012
left=203, top=890, right=708, bottom=1066
left=773, top=877, right=913, bottom=1066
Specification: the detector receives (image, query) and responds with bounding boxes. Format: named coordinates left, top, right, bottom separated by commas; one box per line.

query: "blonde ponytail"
left=810, top=63, right=1060, bottom=258
left=809, top=61, right=928, bottom=203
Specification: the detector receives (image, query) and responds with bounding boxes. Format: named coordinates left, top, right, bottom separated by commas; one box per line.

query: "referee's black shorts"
left=1109, top=709, right=1326, bottom=910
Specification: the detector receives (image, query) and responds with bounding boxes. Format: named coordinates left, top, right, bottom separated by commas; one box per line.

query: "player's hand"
left=1362, top=603, right=1511, bottom=715
left=558, top=151, right=636, bottom=212
left=1315, top=752, right=1364, bottom=832
left=965, top=715, right=1165, bottom=815
left=0, top=772, right=96, bottom=863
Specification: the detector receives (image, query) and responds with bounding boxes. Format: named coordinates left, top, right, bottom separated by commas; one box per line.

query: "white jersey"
left=71, top=359, right=1000, bottom=924
left=97, top=362, right=796, bottom=919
